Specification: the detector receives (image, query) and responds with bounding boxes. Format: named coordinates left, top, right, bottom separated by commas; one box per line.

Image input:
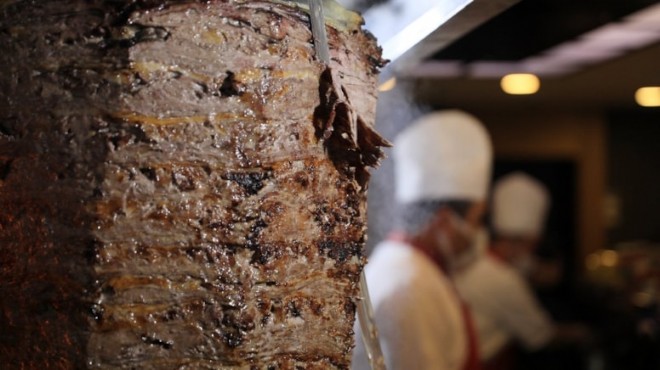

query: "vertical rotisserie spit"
left=0, top=1, right=387, bottom=368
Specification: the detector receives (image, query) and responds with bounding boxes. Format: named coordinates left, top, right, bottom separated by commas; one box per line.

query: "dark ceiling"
left=431, top=0, right=660, bottom=62
left=346, top=0, right=660, bottom=110
left=387, top=0, right=660, bottom=111
left=413, top=40, right=660, bottom=111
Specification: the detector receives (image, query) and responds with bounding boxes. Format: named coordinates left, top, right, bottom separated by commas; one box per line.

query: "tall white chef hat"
left=492, top=172, right=550, bottom=238
left=393, top=110, right=493, bottom=204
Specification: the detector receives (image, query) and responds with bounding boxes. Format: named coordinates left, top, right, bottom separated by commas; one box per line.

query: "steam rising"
left=366, top=81, right=431, bottom=254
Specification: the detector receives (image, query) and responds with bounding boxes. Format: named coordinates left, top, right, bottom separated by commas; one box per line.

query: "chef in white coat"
left=454, top=172, right=555, bottom=370
left=352, top=110, right=492, bottom=370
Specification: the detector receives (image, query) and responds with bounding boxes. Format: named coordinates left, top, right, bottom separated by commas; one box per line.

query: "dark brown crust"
left=0, top=0, right=384, bottom=368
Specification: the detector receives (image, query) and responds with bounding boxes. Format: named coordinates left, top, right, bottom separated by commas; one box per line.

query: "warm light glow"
left=586, top=253, right=601, bottom=271
left=600, top=250, right=619, bottom=267
left=633, top=292, right=654, bottom=308
left=500, top=73, right=540, bottom=95
left=635, top=86, right=660, bottom=107
left=378, top=77, right=397, bottom=92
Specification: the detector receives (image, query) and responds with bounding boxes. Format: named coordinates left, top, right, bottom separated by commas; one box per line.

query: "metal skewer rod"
left=357, top=270, right=386, bottom=370
left=308, top=0, right=331, bottom=63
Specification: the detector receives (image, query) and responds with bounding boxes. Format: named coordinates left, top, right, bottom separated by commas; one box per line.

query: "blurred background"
left=338, top=0, right=660, bottom=368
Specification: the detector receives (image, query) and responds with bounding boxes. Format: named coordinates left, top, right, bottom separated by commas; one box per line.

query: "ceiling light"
left=500, top=73, right=540, bottom=95
left=378, top=77, right=397, bottom=92
left=600, top=250, right=619, bottom=267
left=635, top=86, right=660, bottom=107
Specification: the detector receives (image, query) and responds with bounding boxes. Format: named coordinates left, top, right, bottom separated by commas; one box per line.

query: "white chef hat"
left=492, top=172, right=550, bottom=238
left=393, top=110, right=493, bottom=204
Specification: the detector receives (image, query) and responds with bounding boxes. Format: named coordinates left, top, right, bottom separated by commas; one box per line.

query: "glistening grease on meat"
left=0, top=1, right=388, bottom=369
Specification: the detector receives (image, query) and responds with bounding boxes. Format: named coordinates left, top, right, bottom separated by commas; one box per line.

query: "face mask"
left=436, top=212, right=478, bottom=272
left=434, top=225, right=454, bottom=261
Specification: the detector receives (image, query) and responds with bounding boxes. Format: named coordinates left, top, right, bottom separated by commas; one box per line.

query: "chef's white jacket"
left=454, top=253, right=554, bottom=361
left=352, top=240, right=468, bottom=370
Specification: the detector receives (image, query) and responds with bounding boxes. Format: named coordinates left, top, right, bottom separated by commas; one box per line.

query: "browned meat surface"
left=0, top=1, right=387, bottom=368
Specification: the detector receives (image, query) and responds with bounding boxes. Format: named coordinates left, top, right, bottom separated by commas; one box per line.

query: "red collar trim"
left=387, top=232, right=481, bottom=370
left=387, top=232, right=448, bottom=273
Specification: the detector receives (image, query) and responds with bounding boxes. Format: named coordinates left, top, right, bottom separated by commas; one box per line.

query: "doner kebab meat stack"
left=0, top=0, right=389, bottom=368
